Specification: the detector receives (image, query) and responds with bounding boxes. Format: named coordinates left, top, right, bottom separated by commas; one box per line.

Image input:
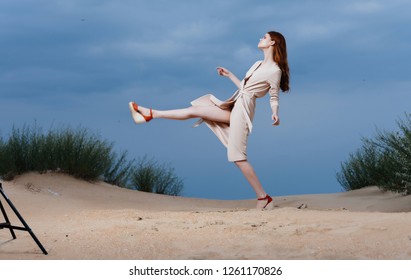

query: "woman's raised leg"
left=138, top=105, right=231, bottom=124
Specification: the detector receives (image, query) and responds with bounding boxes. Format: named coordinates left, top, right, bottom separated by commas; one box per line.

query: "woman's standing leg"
left=235, top=160, right=271, bottom=208
left=227, top=103, right=272, bottom=209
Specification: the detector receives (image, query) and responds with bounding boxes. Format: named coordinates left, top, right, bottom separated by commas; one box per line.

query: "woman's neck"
left=261, top=48, right=275, bottom=65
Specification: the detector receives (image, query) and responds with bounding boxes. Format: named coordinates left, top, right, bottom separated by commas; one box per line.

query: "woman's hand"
left=216, top=67, right=232, bottom=77
left=217, top=66, right=241, bottom=89
left=272, top=114, right=280, bottom=126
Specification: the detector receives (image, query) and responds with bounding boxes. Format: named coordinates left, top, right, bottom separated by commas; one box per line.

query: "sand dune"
left=1, top=172, right=410, bottom=259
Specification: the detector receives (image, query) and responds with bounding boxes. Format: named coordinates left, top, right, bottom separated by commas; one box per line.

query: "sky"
left=1, top=0, right=410, bottom=200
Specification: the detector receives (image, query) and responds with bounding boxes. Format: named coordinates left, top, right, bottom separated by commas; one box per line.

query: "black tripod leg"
left=0, top=198, right=17, bottom=239
left=0, top=184, right=48, bottom=255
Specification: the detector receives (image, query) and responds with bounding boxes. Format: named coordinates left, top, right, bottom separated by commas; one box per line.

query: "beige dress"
left=191, top=60, right=282, bottom=162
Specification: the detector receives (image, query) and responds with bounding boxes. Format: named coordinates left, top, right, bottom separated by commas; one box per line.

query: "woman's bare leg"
left=234, top=160, right=270, bottom=208
left=138, top=105, right=230, bottom=124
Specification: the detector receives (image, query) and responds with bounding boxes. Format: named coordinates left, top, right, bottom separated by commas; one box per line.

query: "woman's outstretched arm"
left=216, top=66, right=242, bottom=89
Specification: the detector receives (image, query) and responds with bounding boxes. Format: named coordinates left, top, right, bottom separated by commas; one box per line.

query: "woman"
left=129, top=31, right=290, bottom=209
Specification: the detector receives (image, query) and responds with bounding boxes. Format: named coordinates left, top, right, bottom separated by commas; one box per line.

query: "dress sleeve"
left=268, top=69, right=282, bottom=114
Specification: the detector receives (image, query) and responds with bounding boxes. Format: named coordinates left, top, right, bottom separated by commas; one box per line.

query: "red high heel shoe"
left=128, top=102, right=153, bottom=124
left=257, top=194, right=274, bottom=209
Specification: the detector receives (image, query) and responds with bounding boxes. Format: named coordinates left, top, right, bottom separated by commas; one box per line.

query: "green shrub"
left=336, top=139, right=393, bottom=191
left=372, top=114, right=411, bottom=194
left=50, top=126, right=113, bottom=181
left=131, top=156, right=183, bottom=196
left=337, top=113, right=411, bottom=195
left=0, top=124, right=47, bottom=180
left=0, top=124, right=184, bottom=196
left=0, top=124, right=119, bottom=182
left=104, top=150, right=134, bottom=188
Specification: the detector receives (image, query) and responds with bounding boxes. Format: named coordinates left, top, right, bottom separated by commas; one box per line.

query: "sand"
left=0, top=172, right=410, bottom=260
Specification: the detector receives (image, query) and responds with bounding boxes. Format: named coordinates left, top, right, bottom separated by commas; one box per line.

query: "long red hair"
left=268, top=31, right=290, bottom=92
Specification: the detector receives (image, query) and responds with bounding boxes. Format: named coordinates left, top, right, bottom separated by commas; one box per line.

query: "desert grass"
left=337, top=113, right=411, bottom=195
left=0, top=124, right=183, bottom=195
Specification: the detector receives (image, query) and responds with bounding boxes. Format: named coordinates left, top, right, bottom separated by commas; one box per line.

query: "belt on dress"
left=235, top=90, right=255, bottom=133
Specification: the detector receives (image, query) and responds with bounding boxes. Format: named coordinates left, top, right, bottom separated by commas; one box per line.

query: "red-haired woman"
left=129, top=31, right=290, bottom=209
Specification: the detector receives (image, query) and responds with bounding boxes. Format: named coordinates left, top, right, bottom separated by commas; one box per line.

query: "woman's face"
left=258, top=33, right=274, bottom=49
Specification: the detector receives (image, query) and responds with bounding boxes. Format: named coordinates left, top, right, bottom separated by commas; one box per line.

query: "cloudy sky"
left=1, top=0, right=410, bottom=199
